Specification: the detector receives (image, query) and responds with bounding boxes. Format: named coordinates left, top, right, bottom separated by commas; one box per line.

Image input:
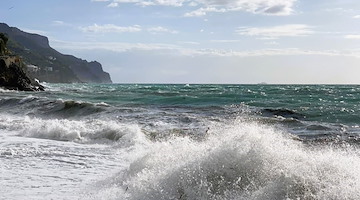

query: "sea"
left=1, top=83, right=360, bottom=200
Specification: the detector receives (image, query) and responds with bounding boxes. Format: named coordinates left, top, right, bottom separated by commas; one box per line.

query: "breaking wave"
left=0, top=95, right=108, bottom=118
left=0, top=114, right=145, bottom=145
left=87, top=119, right=360, bottom=200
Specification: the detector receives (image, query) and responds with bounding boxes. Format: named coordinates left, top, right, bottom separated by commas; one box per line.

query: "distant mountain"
left=0, top=23, right=112, bottom=83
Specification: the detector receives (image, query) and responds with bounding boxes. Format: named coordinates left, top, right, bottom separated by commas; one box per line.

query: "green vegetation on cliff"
left=0, top=33, right=9, bottom=55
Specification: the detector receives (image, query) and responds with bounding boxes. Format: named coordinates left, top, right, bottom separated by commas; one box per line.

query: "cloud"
left=112, top=0, right=185, bottom=7
left=79, top=24, right=178, bottom=35
left=265, top=41, right=279, bottom=45
left=210, top=39, right=242, bottom=43
left=107, top=2, right=119, bottom=7
left=52, top=20, right=65, bottom=25
left=51, top=40, right=181, bottom=53
left=51, top=39, right=360, bottom=58
left=184, top=7, right=226, bottom=17
left=236, top=24, right=314, bottom=39
left=189, top=48, right=360, bottom=58
left=185, top=0, right=296, bottom=16
left=92, top=0, right=297, bottom=16
left=80, top=24, right=142, bottom=33
left=345, top=35, right=360, bottom=39
left=353, top=15, right=360, bottom=19
left=147, top=26, right=178, bottom=34
left=188, top=1, right=198, bottom=7
left=178, top=41, right=200, bottom=45
left=51, top=20, right=73, bottom=27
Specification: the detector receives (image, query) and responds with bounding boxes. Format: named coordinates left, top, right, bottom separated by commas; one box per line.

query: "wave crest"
left=90, top=120, right=360, bottom=200
left=48, top=100, right=106, bottom=118
left=0, top=96, right=108, bottom=118
left=0, top=115, right=146, bottom=144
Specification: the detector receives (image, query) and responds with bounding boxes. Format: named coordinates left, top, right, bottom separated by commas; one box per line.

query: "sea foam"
left=89, top=119, right=360, bottom=200
left=0, top=114, right=146, bottom=145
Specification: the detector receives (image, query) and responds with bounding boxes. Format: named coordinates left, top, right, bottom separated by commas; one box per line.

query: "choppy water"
left=1, top=84, right=360, bottom=199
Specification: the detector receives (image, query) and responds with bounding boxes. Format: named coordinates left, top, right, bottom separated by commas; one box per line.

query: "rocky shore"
left=0, top=33, right=44, bottom=91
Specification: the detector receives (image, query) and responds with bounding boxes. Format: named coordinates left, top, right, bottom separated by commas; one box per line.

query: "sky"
left=1, top=0, right=360, bottom=84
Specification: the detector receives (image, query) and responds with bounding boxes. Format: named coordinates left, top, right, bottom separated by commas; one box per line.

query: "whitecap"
left=89, top=119, right=360, bottom=200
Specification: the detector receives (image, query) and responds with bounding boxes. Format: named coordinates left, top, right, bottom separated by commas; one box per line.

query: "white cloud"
left=236, top=24, right=314, bottom=39
left=188, top=1, right=198, bottom=7
left=80, top=24, right=178, bottom=35
left=148, top=26, right=178, bottom=34
left=265, top=41, right=279, bottom=45
left=51, top=39, right=360, bottom=58
left=92, top=0, right=297, bottom=16
left=190, top=48, right=359, bottom=58
left=185, top=0, right=296, bottom=16
left=113, top=0, right=185, bottom=7
left=147, top=0, right=185, bottom=7
left=53, top=20, right=65, bottom=25
left=178, top=41, right=200, bottom=45
left=325, top=7, right=354, bottom=14
left=184, top=7, right=226, bottom=17
left=345, top=35, right=360, bottom=39
left=51, top=40, right=181, bottom=53
left=80, top=24, right=142, bottom=33
left=52, top=20, right=73, bottom=27
left=210, top=40, right=242, bottom=43
left=353, top=15, right=360, bottom=19
left=107, top=2, right=119, bottom=7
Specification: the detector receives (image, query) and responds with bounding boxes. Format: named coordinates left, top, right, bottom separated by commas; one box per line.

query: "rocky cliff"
left=0, top=33, right=44, bottom=91
left=0, top=23, right=112, bottom=83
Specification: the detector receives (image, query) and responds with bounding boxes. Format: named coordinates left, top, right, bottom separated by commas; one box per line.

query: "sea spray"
left=89, top=119, right=360, bottom=200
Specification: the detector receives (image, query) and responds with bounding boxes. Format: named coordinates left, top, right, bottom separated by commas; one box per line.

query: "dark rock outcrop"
left=0, top=33, right=44, bottom=91
left=0, top=57, right=44, bottom=91
left=0, top=23, right=112, bottom=83
left=262, top=108, right=305, bottom=119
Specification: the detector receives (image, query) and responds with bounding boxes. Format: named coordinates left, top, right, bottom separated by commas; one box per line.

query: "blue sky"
left=1, top=0, right=360, bottom=83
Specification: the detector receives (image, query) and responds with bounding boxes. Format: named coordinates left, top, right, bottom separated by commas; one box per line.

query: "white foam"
left=0, top=87, right=17, bottom=93
left=96, top=102, right=110, bottom=107
left=89, top=119, right=360, bottom=200
left=0, top=114, right=147, bottom=145
left=19, top=95, right=38, bottom=104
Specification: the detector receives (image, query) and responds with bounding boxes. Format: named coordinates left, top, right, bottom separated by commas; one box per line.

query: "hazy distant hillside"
left=0, top=23, right=112, bottom=83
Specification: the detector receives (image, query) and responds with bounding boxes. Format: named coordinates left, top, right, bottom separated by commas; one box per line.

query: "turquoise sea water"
left=1, top=84, right=360, bottom=199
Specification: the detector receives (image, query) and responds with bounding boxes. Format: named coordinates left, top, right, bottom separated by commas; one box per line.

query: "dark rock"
left=262, top=108, right=306, bottom=119
left=0, top=33, right=44, bottom=91
left=0, top=57, right=44, bottom=91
